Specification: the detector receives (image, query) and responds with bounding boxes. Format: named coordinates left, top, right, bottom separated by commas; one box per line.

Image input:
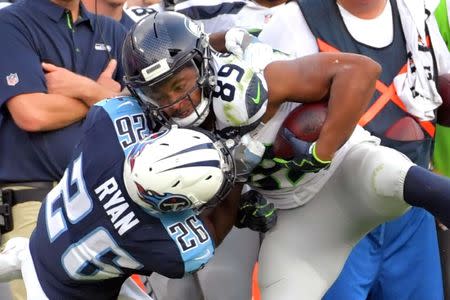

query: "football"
left=384, top=116, right=425, bottom=141
left=273, top=102, right=328, bottom=159
left=437, top=73, right=450, bottom=127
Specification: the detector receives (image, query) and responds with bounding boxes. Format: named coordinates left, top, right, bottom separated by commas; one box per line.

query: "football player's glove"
left=230, top=133, right=265, bottom=183
left=224, top=27, right=253, bottom=58
left=235, top=190, right=277, bottom=233
left=273, top=128, right=331, bottom=173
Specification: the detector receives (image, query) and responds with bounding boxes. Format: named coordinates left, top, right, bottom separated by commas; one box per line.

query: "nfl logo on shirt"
left=6, top=73, right=19, bottom=86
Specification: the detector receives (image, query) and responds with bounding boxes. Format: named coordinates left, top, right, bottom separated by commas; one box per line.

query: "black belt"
left=0, top=181, right=54, bottom=205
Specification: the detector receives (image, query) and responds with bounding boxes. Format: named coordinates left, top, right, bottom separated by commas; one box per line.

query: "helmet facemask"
left=191, top=127, right=236, bottom=213
left=127, top=33, right=215, bottom=128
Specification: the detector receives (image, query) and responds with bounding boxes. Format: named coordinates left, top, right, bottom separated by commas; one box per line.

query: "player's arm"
left=0, top=20, right=117, bottom=132
left=6, top=93, right=89, bottom=131
left=199, top=183, right=243, bottom=246
left=42, top=60, right=121, bottom=107
left=265, top=52, right=381, bottom=161
left=209, top=31, right=227, bottom=52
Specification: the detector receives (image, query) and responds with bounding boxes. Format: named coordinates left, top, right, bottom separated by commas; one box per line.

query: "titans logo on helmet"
left=135, top=181, right=193, bottom=212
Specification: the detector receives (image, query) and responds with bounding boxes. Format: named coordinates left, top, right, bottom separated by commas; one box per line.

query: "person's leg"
left=368, top=208, right=443, bottom=300
left=0, top=283, right=13, bottom=300
left=148, top=272, right=203, bottom=300
left=149, top=227, right=260, bottom=300
left=322, top=225, right=383, bottom=300
left=258, top=142, right=413, bottom=300
left=196, top=227, right=260, bottom=300
left=1, top=201, right=41, bottom=300
left=118, top=277, right=154, bottom=300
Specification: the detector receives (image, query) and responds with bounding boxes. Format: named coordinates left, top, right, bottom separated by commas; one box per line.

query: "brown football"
left=384, top=116, right=425, bottom=141
left=273, top=102, right=328, bottom=159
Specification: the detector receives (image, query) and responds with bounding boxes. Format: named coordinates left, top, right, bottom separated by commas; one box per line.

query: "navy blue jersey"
left=0, top=0, right=127, bottom=181
left=29, top=97, right=214, bottom=299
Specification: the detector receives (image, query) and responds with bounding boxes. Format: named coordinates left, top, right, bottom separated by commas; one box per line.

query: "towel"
left=394, top=0, right=450, bottom=121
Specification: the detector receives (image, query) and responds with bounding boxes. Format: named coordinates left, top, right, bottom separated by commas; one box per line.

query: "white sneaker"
left=0, top=237, right=29, bottom=282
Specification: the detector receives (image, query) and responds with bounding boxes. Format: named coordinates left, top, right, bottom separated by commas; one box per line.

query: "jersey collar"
left=30, top=0, right=95, bottom=31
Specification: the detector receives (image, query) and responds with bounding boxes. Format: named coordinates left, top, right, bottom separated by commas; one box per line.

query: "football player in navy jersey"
left=0, top=94, right=247, bottom=299
left=120, top=12, right=450, bottom=299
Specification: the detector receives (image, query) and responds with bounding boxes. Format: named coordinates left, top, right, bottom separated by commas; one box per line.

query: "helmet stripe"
left=160, top=160, right=221, bottom=173
left=157, top=142, right=215, bottom=162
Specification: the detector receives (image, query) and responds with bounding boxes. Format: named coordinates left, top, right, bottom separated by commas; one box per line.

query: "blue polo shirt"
left=0, top=0, right=127, bottom=182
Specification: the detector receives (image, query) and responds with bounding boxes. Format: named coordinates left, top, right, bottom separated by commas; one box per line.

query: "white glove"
left=225, top=28, right=275, bottom=72
left=230, top=133, right=265, bottom=182
left=225, top=27, right=252, bottom=58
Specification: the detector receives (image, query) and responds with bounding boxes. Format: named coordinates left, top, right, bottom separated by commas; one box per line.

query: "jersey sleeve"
left=258, top=2, right=319, bottom=57
left=211, top=47, right=291, bottom=137
left=122, top=209, right=215, bottom=278
left=0, top=12, right=47, bottom=106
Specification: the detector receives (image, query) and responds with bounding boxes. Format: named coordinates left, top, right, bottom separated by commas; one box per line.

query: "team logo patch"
left=95, top=43, right=112, bottom=52
left=6, top=73, right=19, bottom=86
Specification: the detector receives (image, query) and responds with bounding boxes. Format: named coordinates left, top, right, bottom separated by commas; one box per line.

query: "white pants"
left=149, top=227, right=260, bottom=300
left=258, top=142, right=414, bottom=300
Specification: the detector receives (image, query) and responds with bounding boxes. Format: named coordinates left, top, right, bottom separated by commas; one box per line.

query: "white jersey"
left=211, top=42, right=379, bottom=209
left=172, top=0, right=286, bottom=34
left=252, top=104, right=378, bottom=209
left=123, top=2, right=163, bottom=23
left=123, top=1, right=286, bottom=34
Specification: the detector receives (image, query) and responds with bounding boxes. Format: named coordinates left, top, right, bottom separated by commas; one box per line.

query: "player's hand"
left=97, top=59, right=121, bottom=93
left=42, top=62, right=87, bottom=99
left=273, top=128, right=331, bottom=173
left=235, top=190, right=277, bottom=233
left=225, top=27, right=252, bottom=58
left=230, top=133, right=265, bottom=182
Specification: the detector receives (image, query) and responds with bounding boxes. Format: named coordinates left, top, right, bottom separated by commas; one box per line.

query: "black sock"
left=404, top=166, right=450, bottom=227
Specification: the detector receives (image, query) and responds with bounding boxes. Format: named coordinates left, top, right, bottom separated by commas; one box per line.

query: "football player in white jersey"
left=123, top=0, right=287, bottom=34
left=122, top=11, right=450, bottom=300
left=135, top=2, right=289, bottom=300
left=167, top=0, right=286, bottom=35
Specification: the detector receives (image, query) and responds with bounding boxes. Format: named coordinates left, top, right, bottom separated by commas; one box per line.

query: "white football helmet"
left=123, top=126, right=235, bottom=214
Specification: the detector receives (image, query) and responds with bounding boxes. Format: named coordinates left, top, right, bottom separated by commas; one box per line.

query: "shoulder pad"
left=212, top=54, right=268, bottom=130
